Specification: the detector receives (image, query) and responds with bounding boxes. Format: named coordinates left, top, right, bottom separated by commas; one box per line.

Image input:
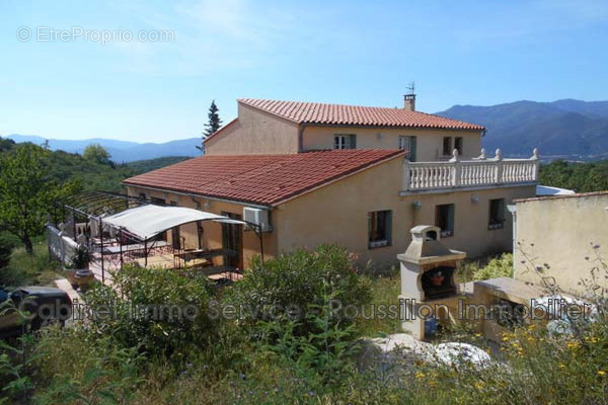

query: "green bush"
left=0, top=243, right=60, bottom=287
left=229, top=245, right=371, bottom=382
left=85, top=265, right=217, bottom=364
left=33, top=327, right=144, bottom=404
left=473, top=253, right=513, bottom=281
left=231, top=245, right=372, bottom=337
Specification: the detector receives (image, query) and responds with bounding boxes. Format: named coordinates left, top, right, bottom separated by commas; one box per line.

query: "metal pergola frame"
left=51, top=191, right=264, bottom=283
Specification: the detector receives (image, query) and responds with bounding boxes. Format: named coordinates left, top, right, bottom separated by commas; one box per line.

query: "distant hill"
left=436, top=99, right=608, bottom=160
left=0, top=139, right=192, bottom=192
left=126, top=156, right=191, bottom=173
left=5, top=134, right=201, bottom=163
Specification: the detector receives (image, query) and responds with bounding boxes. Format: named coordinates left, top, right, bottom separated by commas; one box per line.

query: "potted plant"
left=66, top=245, right=94, bottom=291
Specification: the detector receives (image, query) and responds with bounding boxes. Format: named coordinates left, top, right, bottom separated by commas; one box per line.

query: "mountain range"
left=3, top=134, right=201, bottom=163
left=436, top=99, right=608, bottom=160
left=4, top=99, right=608, bottom=162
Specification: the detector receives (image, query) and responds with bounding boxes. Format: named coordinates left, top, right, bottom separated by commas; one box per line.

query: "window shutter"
left=349, top=134, right=357, bottom=149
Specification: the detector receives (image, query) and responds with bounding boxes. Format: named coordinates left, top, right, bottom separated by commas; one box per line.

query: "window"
left=435, top=204, right=455, bottom=237
left=399, top=136, right=417, bottom=162
left=368, top=210, right=392, bottom=248
left=489, top=198, right=505, bottom=230
left=454, top=137, right=463, bottom=154
left=442, top=137, right=453, bottom=156
left=334, top=134, right=357, bottom=149
left=138, top=192, right=146, bottom=200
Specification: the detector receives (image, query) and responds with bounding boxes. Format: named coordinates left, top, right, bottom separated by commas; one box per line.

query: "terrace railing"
left=402, top=148, right=539, bottom=192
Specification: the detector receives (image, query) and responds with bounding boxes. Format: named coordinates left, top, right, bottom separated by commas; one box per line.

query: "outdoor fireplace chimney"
left=398, top=225, right=466, bottom=340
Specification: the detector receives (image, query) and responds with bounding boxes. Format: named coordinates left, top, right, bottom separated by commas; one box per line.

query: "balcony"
left=401, top=148, right=539, bottom=193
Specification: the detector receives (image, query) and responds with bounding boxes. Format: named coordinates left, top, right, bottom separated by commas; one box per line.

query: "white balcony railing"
left=402, top=148, right=539, bottom=192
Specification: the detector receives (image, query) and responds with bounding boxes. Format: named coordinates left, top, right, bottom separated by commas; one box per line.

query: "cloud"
left=102, top=0, right=312, bottom=77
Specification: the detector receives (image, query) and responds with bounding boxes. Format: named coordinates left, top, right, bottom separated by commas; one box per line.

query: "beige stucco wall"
left=125, top=160, right=535, bottom=270
left=513, top=192, right=608, bottom=297
left=125, top=186, right=278, bottom=268
left=204, top=103, right=300, bottom=155
left=275, top=157, right=535, bottom=268
left=303, top=126, right=483, bottom=161
left=205, top=103, right=482, bottom=160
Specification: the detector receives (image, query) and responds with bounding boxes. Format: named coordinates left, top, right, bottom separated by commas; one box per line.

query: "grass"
left=357, top=273, right=402, bottom=337
left=1, top=241, right=62, bottom=287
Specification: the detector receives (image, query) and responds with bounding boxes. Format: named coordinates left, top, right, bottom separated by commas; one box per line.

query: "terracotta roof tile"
left=238, top=98, right=485, bottom=130
left=124, top=149, right=406, bottom=207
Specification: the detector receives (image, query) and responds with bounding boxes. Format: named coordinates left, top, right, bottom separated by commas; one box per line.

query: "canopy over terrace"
left=48, top=192, right=263, bottom=283
left=102, top=205, right=242, bottom=241
left=100, top=205, right=261, bottom=272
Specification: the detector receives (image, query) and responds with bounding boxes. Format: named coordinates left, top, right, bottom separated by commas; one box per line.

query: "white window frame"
left=334, top=134, right=356, bottom=150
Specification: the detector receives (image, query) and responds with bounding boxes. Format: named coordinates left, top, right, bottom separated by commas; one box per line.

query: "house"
left=123, top=94, right=539, bottom=269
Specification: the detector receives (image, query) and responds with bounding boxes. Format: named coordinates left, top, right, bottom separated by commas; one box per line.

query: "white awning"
left=102, top=205, right=246, bottom=240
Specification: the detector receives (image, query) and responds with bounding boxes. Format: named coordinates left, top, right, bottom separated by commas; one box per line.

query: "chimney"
left=404, top=93, right=416, bottom=111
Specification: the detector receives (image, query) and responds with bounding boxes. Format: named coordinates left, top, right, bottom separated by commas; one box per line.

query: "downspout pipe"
left=298, top=122, right=306, bottom=152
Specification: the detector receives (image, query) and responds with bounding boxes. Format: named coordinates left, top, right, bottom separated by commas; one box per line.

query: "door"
left=172, top=227, right=181, bottom=249
left=221, top=211, right=243, bottom=269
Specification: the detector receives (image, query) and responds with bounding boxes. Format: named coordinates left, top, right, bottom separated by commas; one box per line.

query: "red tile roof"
left=124, top=149, right=406, bottom=207
left=238, top=98, right=485, bottom=130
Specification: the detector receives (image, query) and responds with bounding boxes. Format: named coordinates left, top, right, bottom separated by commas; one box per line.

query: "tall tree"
left=83, top=143, right=111, bottom=165
left=198, top=100, right=223, bottom=153
left=0, top=144, right=81, bottom=254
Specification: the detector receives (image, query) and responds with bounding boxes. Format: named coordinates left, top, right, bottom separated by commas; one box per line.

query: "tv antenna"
left=405, top=81, right=415, bottom=95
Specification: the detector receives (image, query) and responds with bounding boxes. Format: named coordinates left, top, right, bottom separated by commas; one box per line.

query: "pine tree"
left=198, top=100, right=222, bottom=153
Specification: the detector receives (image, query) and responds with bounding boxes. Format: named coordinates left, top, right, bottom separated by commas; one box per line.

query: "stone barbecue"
left=398, top=225, right=466, bottom=340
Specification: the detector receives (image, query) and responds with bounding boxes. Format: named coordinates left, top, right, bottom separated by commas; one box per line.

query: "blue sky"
left=1, top=0, right=607, bottom=143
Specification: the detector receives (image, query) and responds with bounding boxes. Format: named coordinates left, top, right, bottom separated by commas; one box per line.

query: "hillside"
left=539, top=159, right=608, bottom=193
left=0, top=138, right=191, bottom=192
left=436, top=99, right=608, bottom=160
left=6, top=134, right=201, bottom=163
left=126, top=156, right=191, bottom=173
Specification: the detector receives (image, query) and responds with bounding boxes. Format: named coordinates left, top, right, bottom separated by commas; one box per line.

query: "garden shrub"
left=231, top=244, right=372, bottom=335
left=473, top=253, right=513, bottom=280
left=33, top=327, right=144, bottom=404
left=229, top=245, right=372, bottom=381
left=85, top=264, right=217, bottom=364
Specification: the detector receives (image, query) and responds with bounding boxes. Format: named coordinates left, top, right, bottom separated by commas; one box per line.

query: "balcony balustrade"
left=402, top=148, right=539, bottom=192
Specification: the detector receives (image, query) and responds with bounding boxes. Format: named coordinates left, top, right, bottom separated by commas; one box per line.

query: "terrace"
left=401, top=148, right=540, bottom=193
left=47, top=192, right=264, bottom=286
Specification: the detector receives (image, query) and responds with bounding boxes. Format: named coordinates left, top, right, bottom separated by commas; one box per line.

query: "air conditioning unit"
left=243, top=207, right=271, bottom=232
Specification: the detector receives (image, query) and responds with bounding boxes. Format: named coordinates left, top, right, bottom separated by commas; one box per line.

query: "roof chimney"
left=404, top=94, right=416, bottom=111
left=404, top=82, right=416, bottom=111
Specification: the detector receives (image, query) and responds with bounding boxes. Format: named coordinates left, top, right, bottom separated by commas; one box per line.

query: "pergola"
left=50, top=192, right=264, bottom=282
